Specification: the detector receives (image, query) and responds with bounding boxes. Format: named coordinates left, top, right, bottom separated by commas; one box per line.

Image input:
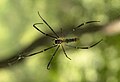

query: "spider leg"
left=60, top=28, right=63, bottom=37
left=73, top=21, right=100, bottom=31
left=66, top=39, right=103, bottom=49
left=61, top=45, right=71, bottom=60
left=8, top=45, right=57, bottom=65
left=33, top=23, right=57, bottom=39
left=26, top=45, right=57, bottom=57
left=38, top=11, right=59, bottom=38
left=47, top=45, right=60, bottom=70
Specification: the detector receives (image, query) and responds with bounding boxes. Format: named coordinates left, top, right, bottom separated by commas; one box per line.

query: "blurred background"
left=0, top=0, right=120, bottom=82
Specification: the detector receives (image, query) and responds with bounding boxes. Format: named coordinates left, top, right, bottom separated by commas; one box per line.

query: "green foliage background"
left=0, top=0, right=120, bottom=82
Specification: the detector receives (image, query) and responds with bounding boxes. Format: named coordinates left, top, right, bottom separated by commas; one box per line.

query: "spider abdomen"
left=55, top=38, right=78, bottom=44
left=64, top=38, right=78, bottom=43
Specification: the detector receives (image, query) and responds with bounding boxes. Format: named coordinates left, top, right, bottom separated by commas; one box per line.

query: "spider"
left=12, top=12, right=103, bottom=70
